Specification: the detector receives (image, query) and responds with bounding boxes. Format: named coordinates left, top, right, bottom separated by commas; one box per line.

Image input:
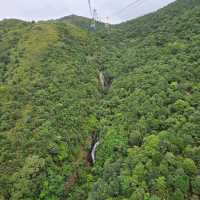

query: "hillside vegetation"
left=0, top=0, right=200, bottom=200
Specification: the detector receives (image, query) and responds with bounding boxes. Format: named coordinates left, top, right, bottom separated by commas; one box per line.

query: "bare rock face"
left=98, top=71, right=112, bottom=91
left=91, top=141, right=100, bottom=164
left=99, top=71, right=106, bottom=90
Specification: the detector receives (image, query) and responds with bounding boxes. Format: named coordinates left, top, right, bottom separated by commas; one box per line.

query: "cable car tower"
left=88, top=0, right=98, bottom=30
left=90, top=9, right=98, bottom=30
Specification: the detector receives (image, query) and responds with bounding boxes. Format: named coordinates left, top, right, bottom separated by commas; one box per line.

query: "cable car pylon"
left=87, top=0, right=98, bottom=30
left=91, top=9, right=98, bottom=30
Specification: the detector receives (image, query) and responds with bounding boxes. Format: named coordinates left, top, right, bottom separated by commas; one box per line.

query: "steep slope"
left=0, top=0, right=200, bottom=200
left=88, top=0, right=200, bottom=199
left=0, top=20, right=101, bottom=200
left=114, top=0, right=200, bottom=39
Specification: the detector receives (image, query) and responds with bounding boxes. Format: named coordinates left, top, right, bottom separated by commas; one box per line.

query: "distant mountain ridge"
left=58, top=14, right=105, bottom=30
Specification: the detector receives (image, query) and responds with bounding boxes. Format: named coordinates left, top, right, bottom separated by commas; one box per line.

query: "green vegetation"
left=0, top=0, right=200, bottom=199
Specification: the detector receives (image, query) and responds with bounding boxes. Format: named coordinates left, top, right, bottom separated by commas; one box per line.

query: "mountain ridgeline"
left=0, top=0, right=200, bottom=200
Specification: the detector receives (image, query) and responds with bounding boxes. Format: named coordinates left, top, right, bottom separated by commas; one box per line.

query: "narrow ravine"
left=63, top=33, right=113, bottom=196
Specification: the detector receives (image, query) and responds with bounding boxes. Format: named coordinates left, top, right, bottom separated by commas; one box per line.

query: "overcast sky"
left=0, top=0, right=175, bottom=24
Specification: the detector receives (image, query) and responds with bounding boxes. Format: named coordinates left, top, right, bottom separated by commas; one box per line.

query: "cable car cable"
left=111, top=0, right=146, bottom=17
left=117, top=0, right=148, bottom=19
left=88, top=0, right=93, bottom=17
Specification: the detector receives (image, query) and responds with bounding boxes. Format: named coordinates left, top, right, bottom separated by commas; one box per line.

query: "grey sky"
left=0, top=0, right=175, bottom=24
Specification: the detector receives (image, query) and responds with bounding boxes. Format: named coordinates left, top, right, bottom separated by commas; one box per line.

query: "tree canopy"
left=0, top=0, right=200, bottom=199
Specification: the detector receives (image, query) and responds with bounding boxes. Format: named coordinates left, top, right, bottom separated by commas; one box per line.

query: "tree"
left=154, top=176, right=168, bottom=199
left=191, top=176, right=200, bottom=196
left=182, top=158, right=197, bottom=175
left=11, top=155, right=45, bottom=200
left=174, top=175, right=189, bottom=193
left=171, top=189, right=184, bottom=200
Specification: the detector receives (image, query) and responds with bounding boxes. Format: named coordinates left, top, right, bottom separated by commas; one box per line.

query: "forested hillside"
left=0, top=0, right=200, bottom=200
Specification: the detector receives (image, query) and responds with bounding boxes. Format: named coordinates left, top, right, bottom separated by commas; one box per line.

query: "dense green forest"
left=0, top=0, right=200, bottom=199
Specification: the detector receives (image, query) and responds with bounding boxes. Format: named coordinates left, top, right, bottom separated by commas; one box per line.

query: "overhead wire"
left=87, top=0, right=148, bottom=25
left=88, top=0, right=93, bottom=17
left=117, top=0, right=149, bottom=20
left=111, top=0, right=147, bottom=17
